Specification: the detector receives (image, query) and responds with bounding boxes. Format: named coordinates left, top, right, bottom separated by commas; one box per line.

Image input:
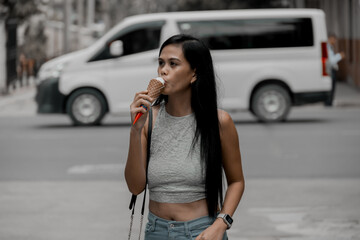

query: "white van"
left=36, top=9, right=331, bottom=125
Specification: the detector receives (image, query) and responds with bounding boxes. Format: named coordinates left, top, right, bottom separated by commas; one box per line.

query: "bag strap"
left=128, top=108, right=153, bottom=240
left=141, top=107, right=152, bottom=214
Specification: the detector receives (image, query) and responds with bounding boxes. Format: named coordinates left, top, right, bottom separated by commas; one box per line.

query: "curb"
left=0, top=85, right=36, bottom=107
left=0, top=82, right=359, bottom=116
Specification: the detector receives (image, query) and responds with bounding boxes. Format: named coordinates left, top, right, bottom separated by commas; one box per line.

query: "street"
left=0, top=86, right=360, bottom=239
left=1, top=107, right=360, bottom=180
left=1, top=1, right=360, bottom=239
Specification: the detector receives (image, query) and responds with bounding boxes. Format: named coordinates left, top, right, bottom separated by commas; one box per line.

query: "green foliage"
left=0, top=0, right=41, bottom=23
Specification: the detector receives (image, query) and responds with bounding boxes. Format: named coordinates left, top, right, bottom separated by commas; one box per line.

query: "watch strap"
left=217, top=213, right=232, bottom=229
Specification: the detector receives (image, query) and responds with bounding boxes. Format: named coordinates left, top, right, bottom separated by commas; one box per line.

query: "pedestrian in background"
left=125, top=34, right=245, bottom=239
left=326, top=33, right=345, bottom=106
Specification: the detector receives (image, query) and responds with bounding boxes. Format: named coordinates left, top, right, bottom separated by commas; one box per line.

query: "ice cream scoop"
left=133, top=77, right=165, bottom=125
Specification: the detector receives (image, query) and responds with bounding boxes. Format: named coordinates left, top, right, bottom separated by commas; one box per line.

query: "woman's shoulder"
left=217, top=109, right=233, bottom=126
left=217, top=109, right=237, bottom=136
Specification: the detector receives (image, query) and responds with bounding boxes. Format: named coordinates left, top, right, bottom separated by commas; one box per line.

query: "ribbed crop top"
left=147, top=103, right=206, bottom=203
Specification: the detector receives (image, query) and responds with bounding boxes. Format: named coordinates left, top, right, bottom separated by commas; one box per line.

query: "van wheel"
left=66, top=89, right=107, bottom=126
left=251, top=84, right=291, bottom=122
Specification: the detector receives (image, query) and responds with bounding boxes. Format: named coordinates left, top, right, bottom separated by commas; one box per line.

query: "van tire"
left=66, top=88, right=107, bottom=126
left=251, top=84, right=291, bottom=122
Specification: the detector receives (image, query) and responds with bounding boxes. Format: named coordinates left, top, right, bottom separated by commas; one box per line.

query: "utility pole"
left=5, top=0, right=17, bottom=92
left=87, top=0, right=95, bottom=28
left=63, top=0, right=72, bottom=54
left=77, top=0, right=84, bottom=49
left=101, top=0, right=110, bottom=32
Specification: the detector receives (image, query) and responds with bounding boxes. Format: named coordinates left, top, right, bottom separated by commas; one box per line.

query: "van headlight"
left=37, top=62, right=67, bottom=85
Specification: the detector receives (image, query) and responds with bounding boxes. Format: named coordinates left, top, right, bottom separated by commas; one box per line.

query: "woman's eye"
left=158, top=60, right=164, bottom=66
left=170, top=61, right=177, bottom=66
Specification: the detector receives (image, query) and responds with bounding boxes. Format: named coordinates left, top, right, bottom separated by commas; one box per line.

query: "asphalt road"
left=0, top=106, right=359, bottom=180
left=0, top=105, right=360, bottom=240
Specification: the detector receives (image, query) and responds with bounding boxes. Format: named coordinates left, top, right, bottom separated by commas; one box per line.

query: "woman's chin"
left=161, top=89, right=169, bottom=95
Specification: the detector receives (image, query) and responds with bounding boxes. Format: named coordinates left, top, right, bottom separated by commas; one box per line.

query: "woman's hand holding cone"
left=130, top=90, right=153, bottom=129
left=132, top=78, right=165, bottom=126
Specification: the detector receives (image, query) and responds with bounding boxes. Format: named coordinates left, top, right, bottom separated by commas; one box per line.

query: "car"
left=36, top=9, right=331, bottom=125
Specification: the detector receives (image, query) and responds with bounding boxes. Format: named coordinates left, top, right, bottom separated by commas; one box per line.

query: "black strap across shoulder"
left=129, top=107, right=153, bottom=215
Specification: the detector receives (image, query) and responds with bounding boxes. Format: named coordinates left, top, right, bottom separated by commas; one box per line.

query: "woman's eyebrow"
left=169, top=57, right=181, bottom=62
left=158, top=57, right=181, bottom=62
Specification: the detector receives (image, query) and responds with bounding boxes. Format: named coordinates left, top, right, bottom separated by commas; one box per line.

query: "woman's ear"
left=190, top=70, right=197, bottom=84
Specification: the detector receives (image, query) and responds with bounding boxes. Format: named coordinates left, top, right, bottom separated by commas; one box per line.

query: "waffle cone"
left=132, top=78, right=164, bottom=125
left=147, top=78, right=164, bottom=100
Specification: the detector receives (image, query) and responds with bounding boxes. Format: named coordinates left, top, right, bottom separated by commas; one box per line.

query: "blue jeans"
left=145, top=211, right=228, bottom=240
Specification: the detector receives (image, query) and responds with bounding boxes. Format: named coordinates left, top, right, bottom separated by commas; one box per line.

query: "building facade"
left=303, top=0, right=360, bottom=87
left=34, top=0, right=360, bottom=88
left=0, top=17, right=6, bottom=93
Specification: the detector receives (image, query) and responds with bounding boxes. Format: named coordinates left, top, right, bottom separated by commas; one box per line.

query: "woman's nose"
left=159, top=67, right=168, bottom=76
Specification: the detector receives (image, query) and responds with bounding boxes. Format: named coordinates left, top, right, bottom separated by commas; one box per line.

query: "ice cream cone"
left=133, top=77, right=165, bottom=125
left=147, top=77, right=165, bottom=99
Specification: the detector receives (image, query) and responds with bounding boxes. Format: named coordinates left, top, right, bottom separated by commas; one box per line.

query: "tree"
left=0, top=0, right=44, bottom=89
left=0, top=0, right=41, bottom=23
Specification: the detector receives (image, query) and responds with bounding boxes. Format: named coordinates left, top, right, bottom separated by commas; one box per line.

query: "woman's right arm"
left=125, top=90, right=153, bottom=195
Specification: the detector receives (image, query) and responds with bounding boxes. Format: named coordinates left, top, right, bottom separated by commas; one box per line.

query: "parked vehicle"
left=36, top=9, right=331, bottom=125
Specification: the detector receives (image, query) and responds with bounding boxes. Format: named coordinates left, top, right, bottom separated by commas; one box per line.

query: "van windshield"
left=89, top=21, right=164, bottom=62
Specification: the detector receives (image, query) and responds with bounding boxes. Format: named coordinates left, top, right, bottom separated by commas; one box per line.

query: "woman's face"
left=158, top=44, right=196, bottom=96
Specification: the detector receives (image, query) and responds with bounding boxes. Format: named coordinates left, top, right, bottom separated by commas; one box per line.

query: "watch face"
left=225, top=215, right=233, bottom=225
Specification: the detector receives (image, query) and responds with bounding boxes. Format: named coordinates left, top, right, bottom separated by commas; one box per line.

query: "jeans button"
left=169, top=223, right=175, bottom=228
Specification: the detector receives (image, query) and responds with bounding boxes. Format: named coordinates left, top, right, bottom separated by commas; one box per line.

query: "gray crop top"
left=148, top=103, right=206, bottom=203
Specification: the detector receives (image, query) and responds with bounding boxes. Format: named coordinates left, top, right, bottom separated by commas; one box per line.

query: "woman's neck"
left=166, top=92, right=192, bottom=117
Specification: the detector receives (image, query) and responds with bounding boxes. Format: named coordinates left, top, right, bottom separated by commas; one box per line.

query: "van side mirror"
left=109, top=40, right=124, bottom=56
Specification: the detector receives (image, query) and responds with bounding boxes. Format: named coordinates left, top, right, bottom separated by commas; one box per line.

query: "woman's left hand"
left=195, top=218, right=227, bottom=240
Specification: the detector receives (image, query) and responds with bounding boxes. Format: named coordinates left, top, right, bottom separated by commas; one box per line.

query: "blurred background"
left=0, top=1, right=360, bottom=240
left=0, top=0, right=359, bottom=92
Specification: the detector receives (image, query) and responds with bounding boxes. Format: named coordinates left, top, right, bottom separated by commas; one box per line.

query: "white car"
left=36, top=9, right=331, bottom=125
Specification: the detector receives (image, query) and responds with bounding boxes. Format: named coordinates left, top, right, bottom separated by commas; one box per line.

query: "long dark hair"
left=155, top=34, right=223, bottom=217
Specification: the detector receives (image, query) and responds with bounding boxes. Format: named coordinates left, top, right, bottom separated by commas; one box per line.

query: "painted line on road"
left=67, top=164, right=125, bottom=175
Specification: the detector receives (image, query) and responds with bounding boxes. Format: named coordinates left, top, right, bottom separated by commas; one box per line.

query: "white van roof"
left=123, top=8, right=324, bottom=23
left=99, top=9, right=325, bottom=49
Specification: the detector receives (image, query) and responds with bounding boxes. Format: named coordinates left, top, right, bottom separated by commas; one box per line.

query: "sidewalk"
left=334, top=81, right=360, bottom=107
left=0, top=179, right=359, bottom=240
left=0, top=81, right=359, bottom=117
left=0, top=80, right=37, bottom=116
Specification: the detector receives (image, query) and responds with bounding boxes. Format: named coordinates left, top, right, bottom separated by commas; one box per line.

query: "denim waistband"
left=147, top=211, right=215, bottom=232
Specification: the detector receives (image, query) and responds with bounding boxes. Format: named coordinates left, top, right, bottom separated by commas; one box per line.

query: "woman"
left=125, top=34, right=244, bottom=240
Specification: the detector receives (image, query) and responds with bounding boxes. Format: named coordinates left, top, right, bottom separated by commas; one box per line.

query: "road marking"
left=67, top=164, right=125, bottom=175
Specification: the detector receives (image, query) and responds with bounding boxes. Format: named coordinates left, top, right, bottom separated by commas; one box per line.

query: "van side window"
left=89, top=21, right=164, bottom=62
left=178, top=18, right=313, bottom=49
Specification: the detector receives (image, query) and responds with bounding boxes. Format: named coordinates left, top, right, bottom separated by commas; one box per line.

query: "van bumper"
left=35, top=77, right=66, bottom=113
left=293, top=91, right=331, bottom=106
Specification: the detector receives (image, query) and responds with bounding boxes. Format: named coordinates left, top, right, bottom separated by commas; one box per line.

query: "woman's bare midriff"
left=149, top=199, right=209, bottom=221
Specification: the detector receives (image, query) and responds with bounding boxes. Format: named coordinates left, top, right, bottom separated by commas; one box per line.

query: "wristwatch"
left=217, top=213, right=233, bottom=229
